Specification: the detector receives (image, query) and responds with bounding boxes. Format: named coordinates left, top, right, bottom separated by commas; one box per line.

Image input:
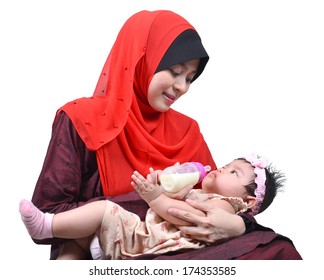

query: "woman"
left=30, top=10, right=299, bottom=260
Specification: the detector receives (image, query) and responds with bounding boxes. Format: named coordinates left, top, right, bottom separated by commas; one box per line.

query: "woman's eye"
left=169, top=68, right=194, bottom=83
left=186, top=77, right=193, bottom=83
left=169, top=69, right=180, bottom=77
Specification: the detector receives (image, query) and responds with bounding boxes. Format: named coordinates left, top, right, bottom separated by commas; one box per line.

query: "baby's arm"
left=131, top=169, right=234, bottom=227
left=150, top=194, right=236, bottom=227
left=131, top=170, right=203, bottom=226
left=150, top=193, right=205, bottom=226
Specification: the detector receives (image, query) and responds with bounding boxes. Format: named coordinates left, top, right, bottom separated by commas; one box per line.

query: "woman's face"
left=147, top=59, right=199, bottom=112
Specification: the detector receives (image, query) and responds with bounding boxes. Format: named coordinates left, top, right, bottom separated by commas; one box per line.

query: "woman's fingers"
left=167, top=202, right=207, bottom=224
left=168, top=200, right=232, bottom=243
left=178, top=225, right=213, bottom=243
left=185, top=198, right=213, bottom=212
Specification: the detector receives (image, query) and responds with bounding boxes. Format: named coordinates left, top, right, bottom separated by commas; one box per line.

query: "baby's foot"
left=19, top=199, right=54, bottom=239
left=131, top=169, right=163, bottom=204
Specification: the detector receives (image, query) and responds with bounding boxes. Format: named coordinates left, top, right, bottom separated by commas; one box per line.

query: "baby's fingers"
left=147, top=167, right=158, bottom=184
left=133, top=171, right=146, bottom=181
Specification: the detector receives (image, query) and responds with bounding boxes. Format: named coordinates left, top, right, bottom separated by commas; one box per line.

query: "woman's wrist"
left=239, top=214, right=256, bottom=234
left=232, top=214, right=246, bottom=237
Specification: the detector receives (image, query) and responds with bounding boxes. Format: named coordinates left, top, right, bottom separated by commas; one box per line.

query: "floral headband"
left=244, top=153, right=268, bottom=215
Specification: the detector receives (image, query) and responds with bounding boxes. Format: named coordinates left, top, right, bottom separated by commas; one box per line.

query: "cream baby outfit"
left=99, top=189, right=248, bottom=259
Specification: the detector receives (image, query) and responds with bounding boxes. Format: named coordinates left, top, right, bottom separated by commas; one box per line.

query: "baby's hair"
left=238, top=158, right=286, bottom=214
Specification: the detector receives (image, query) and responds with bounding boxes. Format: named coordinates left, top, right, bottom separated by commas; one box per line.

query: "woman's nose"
left=174, top=79, right=189, bottom=95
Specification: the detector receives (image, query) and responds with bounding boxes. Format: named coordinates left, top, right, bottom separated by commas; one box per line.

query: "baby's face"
left=202, top=159, right=255, bottom=198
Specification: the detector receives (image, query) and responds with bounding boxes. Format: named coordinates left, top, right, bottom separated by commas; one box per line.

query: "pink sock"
left=19, top=199, right=54, bottom=239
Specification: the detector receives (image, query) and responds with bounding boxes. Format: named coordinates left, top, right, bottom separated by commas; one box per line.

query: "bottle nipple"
left=192, top=163, right=211, bottom=183
left=204, top=165, right=211, bottom=172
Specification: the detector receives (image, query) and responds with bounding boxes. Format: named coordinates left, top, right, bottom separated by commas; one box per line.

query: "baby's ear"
left=244, top=195, right=257, bottom=209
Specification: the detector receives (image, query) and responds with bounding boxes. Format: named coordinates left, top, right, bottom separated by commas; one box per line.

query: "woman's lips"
left=163, top=92, right=176, bottom=104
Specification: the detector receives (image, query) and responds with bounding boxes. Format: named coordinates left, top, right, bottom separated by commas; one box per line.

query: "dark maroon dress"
left=31, top=112, right=302, bottom=260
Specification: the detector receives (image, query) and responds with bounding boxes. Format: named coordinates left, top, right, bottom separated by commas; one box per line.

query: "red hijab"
left=59, top=10, right=216, bottom=196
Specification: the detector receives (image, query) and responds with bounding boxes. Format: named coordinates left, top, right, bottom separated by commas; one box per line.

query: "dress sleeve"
left=31, top=111, right=106, bottom=214
left=238, top=213, right=258, bottom=233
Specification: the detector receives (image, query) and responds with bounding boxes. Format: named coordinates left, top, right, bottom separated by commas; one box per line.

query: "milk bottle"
left=160, top=162, right=211, bottom=193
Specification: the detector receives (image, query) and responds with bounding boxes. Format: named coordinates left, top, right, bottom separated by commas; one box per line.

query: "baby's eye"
left=230, top=170, right=238, bottom=175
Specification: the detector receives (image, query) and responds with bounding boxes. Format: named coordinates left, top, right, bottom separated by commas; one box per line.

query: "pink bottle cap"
left=192, top=162, right=211, bottom=182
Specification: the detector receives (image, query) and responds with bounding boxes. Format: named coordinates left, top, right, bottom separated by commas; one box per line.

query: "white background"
left=1, top=0, right=323, bottom=278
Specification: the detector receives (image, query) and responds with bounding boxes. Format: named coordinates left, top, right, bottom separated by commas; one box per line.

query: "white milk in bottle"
left=160, top=162, right=211, bottom=193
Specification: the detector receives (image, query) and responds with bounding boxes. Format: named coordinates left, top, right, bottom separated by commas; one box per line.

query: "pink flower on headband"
left=244, top=153, right=268, bottom=216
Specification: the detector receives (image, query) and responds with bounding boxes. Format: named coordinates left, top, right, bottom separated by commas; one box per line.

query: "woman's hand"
left=168, top=198, right=246, bottom=244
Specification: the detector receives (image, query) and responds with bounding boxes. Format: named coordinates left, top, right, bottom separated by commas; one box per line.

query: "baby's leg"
left=52, top=200, right=107, bottom=238
left=19, top=199, right=107, bottom=240
left=131, top=168, right=163, bottom=203
left=57, top=239, right=91, bottom=260
left=19, top=199, right=53, bottom=239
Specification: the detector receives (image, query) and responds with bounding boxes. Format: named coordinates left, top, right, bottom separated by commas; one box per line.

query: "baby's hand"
left=146, top=167, right=161, bottom=184
left=131, top=168, right=163, bottom=204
